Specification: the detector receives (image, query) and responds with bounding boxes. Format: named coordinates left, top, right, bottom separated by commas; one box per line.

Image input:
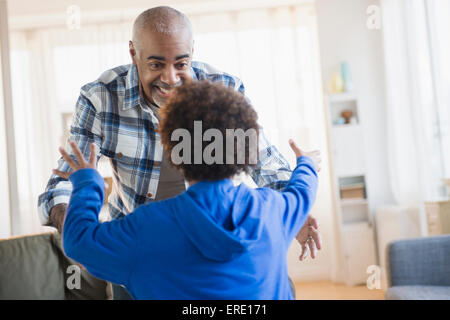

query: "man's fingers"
left=59, top=147, right=78, bottom=170
left=69, top=141, right=86, bottom=166
left=53, top=169, right=70, bottom=180
left=88, top=142, right=97, bottom=166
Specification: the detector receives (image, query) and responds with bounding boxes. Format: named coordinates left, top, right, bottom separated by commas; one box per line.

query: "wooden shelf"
left=341, top=198, right=368, bottom=206
left=332, top=123, right=360, bottom=129
left=327, top=92, right=358, bottom=103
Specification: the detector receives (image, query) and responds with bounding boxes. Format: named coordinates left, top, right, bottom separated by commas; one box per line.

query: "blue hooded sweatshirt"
left=62, top=156, right=318, bottom=299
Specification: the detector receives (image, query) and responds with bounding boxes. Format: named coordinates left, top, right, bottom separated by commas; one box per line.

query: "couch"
left=0, top=232, right=111, bottom=300
left=385, top=234, right=450, bottom=300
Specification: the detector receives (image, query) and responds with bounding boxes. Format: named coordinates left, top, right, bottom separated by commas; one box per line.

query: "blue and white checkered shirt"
left=38, top=61, right=292, bottom=224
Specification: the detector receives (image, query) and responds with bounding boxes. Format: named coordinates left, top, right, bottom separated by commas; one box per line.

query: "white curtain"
left=380, top=0, right=450, bottom=208
left=190, top=6, right=325, bottom=163
left=9, top=4, right=333, bottom=283
left=9, top=23, right=132, bottom=234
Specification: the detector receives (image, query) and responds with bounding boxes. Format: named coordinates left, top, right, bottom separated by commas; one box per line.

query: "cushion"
left=0, top=232, right=110, bottom=300
left=385, top=286, right=450, bottom=300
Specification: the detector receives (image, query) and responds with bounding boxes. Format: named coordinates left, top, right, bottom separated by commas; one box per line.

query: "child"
left=54, top=81, right=320, bottom=299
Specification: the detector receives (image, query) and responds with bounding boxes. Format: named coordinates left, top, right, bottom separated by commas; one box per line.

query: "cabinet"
left=325, top=93, right=377, bottom=286
left=425, top=200, right=450, bottom=235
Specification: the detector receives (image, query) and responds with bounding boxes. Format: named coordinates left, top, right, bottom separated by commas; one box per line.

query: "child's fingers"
left=309, top=226, right=322, bottom=250
left=69, top=141, right=86, bottom=166
left=299, top=244, right=308, bottom=261
left=309, top=216, right=318, bottom=229
left=308, top=238, right=316, bottom=259
left=289, top=139, right=302, bottom=158
left=88, top=143, right=97, bottom=166
left=59, top=147, right=78, bottom=170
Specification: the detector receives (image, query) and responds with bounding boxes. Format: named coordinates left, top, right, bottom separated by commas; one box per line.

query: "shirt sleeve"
left=62, top=168, right=141, bottom=286
left=231, top=79, right=293, bottom=191
left=280, top=156, right=318, bottom=242
left=248, top=128, right=293, bottom=190
left=37, top=93, right=103, bottom=225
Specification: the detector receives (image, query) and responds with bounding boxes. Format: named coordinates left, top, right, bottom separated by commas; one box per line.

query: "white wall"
left=315, top=0, right=394, bottom=280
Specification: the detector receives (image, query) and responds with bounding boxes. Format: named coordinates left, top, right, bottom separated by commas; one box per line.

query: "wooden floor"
left=294, top=281, right=385, bottom=300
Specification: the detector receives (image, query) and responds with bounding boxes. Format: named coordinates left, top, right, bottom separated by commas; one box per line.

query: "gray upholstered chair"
left=385, top=234, right=450, bottom=300
left=0, top=232, right=111, bottom=300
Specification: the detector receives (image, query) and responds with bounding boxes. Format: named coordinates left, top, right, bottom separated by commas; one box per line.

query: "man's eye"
left=177, top=62, right=189, bottom=69
left=149, top=63, right=162, bottom=70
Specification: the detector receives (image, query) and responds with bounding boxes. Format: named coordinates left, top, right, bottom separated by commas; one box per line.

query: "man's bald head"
left=132, top=6, right=193, bottom=52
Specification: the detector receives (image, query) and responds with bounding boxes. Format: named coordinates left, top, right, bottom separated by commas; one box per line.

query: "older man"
left=38, top=6, right=321, bottom=299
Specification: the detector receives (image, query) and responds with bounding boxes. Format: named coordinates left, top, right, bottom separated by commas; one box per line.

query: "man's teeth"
left=159, top=87, right=170, bottom=94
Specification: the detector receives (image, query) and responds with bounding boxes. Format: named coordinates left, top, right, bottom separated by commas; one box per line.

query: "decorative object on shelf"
left=341, top=110, right=353, bottom=124
left=333, top=117, right=346, bottom=125
left=444, top=178, right=450, bottom=196
left=340, top=183, right=365, bottom=199
left=341, top=61, right=354, bottom=92
left=350, top=116, right=358, bottom=125
left=330, top=71, right=344, bottom=93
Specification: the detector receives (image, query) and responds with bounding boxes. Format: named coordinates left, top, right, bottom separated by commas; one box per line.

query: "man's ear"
left=129, top=40, right=137, bottom=65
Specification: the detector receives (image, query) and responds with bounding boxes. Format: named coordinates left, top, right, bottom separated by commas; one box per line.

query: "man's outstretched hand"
left=288, top=139, right=322, bottom=261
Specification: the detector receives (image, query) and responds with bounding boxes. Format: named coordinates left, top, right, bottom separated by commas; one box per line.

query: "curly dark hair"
left=159, top=81, right=259, bottom=181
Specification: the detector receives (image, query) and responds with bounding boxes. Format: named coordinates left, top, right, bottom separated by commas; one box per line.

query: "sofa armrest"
left=387, top=235, right=450, bottom=287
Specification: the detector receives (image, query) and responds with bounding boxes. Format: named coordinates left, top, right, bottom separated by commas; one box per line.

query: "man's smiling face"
left=130, top=29, right=194, bottom=107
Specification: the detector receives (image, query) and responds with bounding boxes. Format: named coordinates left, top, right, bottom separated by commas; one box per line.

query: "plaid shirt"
left=38, top=61, right=292, bottom=224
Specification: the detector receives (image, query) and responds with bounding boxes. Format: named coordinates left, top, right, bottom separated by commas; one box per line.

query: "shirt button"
left=147, top=193, right=153, bottom=198
left=117, top=152, right=123, bottom=158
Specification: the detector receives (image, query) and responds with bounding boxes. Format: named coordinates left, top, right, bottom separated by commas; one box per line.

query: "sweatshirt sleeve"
left=62, top=168, right=141, bottom=286
left=280, top=156, right=318, bottom=242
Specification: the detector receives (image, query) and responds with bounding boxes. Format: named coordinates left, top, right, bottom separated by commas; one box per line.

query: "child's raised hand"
left=289, top=139, right=321, bottom=172
left=53, top=140, right=97, bottom=179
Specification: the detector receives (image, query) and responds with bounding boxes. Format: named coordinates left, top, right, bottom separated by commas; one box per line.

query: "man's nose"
left=160, top=66, right=180, bottom=86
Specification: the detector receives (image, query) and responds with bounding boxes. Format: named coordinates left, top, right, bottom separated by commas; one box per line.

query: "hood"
left=171, top=179, right=266, bottom=262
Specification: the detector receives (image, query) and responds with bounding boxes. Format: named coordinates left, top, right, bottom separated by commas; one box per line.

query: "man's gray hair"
left=132, top=6, right=193, bottom=50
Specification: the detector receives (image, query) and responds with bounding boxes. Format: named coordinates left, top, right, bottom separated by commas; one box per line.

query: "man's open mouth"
left=154, top=85, right=172, bottom=98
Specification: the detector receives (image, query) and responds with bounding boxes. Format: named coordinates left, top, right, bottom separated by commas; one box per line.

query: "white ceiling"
left=6, top=0, right=312, bottom=17
left=6, top=0, right=198, bottom=17
left=6, top=0, right=312, bottom=31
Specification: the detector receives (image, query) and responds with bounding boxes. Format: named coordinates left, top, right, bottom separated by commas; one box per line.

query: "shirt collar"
left=123, top=64, right=140, bottom=111
left=123, top=64, right=198, bottom=111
